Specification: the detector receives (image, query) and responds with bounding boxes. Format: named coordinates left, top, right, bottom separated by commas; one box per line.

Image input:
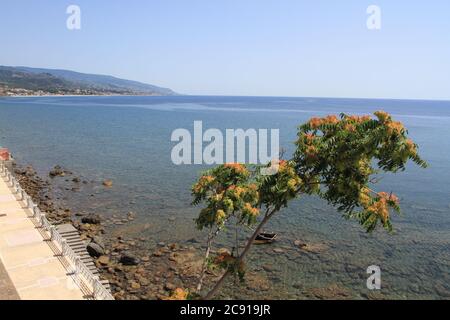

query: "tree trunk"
left=196, top=232, right=213, bottom=292
left=197, top=219, right=229, bottom=293
left=204, top=211, right=274, bottom=300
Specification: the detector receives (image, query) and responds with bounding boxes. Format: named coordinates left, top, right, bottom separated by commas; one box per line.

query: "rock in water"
left=103, top=179, right=113, bottom=187
left=87, top=242, right=105, bottom=257
left=294, top=240, right=304, bottom=247
left=81, top=214, right=101, bottom=225
left=92, top=235, right=105, bottom=249
left=49, top=165, right=71, bottom=177
left=97, top=255, right=110, bottom=265
left=49, top=166, right=65, bottom=177
left=120, top=252, right=140, bottom=266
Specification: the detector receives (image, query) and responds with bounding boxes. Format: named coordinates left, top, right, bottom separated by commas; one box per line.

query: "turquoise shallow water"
left=0, top=96, right=449, bottom=299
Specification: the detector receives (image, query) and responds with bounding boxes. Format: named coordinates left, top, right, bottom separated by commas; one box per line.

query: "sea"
left=0, top=95, right=449, bottom=299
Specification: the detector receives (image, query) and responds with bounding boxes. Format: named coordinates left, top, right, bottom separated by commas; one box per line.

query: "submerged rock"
left=120, top=252, right=140, bottom=266
left=306, top=283, right=352, bottom=300
left=82, top=214, right=102, bottom=225
left=87, top=242, right=105, bottom=257
left=91, top=235, right=106, bottom=249
left=294, top=240, right=329, bottom=254
left=97, top=255, right=110, bottom=266
left=103, top=179, right=113, bottom=187
left=49, top=165, right=71, bottom=177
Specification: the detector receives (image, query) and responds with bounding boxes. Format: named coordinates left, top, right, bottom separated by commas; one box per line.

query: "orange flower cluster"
left=165, top=288, right=188, bottom=300
left=367, top=198, right=390, bottom=223
left=308, top=115, right=340, bottom=129
left=305, top=145, right=318, bottom=159
left=200, top=175, right=215, bottom=183
left=224, top=163, right=248, bottom=175
left=305, top=133, right=316, bottom=142
left=243, top=202, right=260, bottom=217
left=374, top=110, right=391, bottom=123
left=339, top=115, right=372, bottom=133
left=386, top=121, right=404, bottom=135
left=324, top=115, right=340, bottom=125
left=277, top=159, right=287, bottom=167
left=270, top=159, right=289, bottom=172
left=299, top=133, right=317, bottom=145
left=405, top=139, right=417, bottom=154
left=278, top=160, right=297, bottom=177
left=193, top=175, right=215, bottom=193
left=308, top=117, right=322, bottom=129
left=346, top=115, right=371, bottom=123
left=343, top=123, right=356, bottom=132
left=378, top=192, right=399, bottom=205
left=228, top=185, right=246, bottom=196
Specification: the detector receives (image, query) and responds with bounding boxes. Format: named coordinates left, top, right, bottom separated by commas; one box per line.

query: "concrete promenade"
left=0, top=170, right=85, bottom=300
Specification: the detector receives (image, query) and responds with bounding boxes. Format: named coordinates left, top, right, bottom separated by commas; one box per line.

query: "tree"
left=191, top=112, right=427, bottom=299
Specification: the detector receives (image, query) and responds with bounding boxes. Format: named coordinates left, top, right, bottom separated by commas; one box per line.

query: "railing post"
left=49, top=225, right=56, bottom=241
left=17, top=186, right=23, bottom=200
left=61, top=239, right=68, bottom=256
left=40, top=213, right=47, bottom=228
left=74, top=256, right=82, bottom=276
left=93, top=277, right=101, bottom=299
left=32, top=204, right=38, bottom=218
left=13, top=180, right=19, bottom=194
left=26, top=196, right=32, bottom=209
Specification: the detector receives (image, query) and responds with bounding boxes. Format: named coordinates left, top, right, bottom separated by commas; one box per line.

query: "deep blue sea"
left=0, top=96, right=449, bottom=299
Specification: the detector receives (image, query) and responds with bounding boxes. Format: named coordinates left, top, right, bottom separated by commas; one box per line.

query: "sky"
left=0, top=0, right=450, bottom=100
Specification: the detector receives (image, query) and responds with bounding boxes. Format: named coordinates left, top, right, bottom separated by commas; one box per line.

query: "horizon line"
left=2, top=64, right=450, bottom=103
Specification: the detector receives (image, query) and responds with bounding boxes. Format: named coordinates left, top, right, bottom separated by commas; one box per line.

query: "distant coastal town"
left=0, top=85, right=159, bottom=97
left=0, top=66, right=177, bottom=97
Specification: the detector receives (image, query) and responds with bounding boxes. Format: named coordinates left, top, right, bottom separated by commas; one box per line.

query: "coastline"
left=9, top=159, right=210, bottom=300
left=9, top=157, right=322, bottom=300
left=0, top=93, right=170, bottom=98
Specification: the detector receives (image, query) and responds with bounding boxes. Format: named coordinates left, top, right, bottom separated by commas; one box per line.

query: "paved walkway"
left=0, top=258, right=19, bottom=299
left=0, top=176, right=85, bottom=300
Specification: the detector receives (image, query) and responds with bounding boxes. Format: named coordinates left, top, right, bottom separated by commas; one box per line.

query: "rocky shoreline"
left=11, top=161, right=212, bottom=300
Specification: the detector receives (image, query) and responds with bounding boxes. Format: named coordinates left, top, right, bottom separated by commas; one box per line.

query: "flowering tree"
left=191, top=112, right=426, bottom=299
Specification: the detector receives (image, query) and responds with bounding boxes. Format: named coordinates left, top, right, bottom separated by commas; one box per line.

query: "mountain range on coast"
left=0, top=66, right=177, bottom=96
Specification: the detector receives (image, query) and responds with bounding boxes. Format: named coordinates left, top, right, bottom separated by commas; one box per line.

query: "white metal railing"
left=0, top=161, right=114, bottom=300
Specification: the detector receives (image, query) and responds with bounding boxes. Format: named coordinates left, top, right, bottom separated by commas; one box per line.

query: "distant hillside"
left=0, top=66, right=177, bottom=96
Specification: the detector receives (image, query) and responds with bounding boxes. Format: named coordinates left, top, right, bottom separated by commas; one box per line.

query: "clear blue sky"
left=1, top=0, right=449, bottom=100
